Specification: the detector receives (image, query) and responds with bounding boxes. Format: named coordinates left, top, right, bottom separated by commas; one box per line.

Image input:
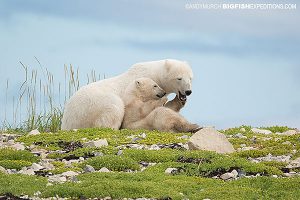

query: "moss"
left=80, top=155, right=140, bottom=171
left=0, top=160, right=33, bottom=170
left=0, top=148, right=38, bottom=163
left=0, top=173, right=47, bottom=196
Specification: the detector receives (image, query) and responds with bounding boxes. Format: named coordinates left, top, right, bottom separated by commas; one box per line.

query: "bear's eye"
left=177, top=78, right=182, bottom=81
left=154, top=85, right=158, bottom=88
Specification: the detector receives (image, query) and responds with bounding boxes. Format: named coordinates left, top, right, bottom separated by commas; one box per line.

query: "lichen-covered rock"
left=188, top=127, right=235, bottom=154
left=251, top=128, right=272, bottom=135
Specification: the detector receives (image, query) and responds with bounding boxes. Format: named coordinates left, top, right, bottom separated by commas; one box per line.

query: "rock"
left=11, top=143, right=25, bottom=150
left=165, top=168, right=178, bottom=174
left=278, top=130, right=298, bottom=136
left=181, top=135, right=189, bottom=139
left=94, top=152, right=104, bottom=157
left=99, top=167, right=110, bottom=173
left=131, top=137, right=142, bottom=142
left=188, top=127, right=235, bottom=154
left=117, top=149, right=123, bottom=156
left=48, top=175, right=67, bottom=183
left=139, top=132, right=147, bottom=138
left=79, top=157, right=85, bottom=161
left=282, top=141, right=292, bottom=145
left=30, top=163, right=44, bottom=171
left=251, top=128, right=272, bottom=135
left=220, top=172, right=234, bottom=180
left=83, top=139, right=108, bottom=148
left=231, top=169, right=238, bottom=178
left=0, top=166, right=7, bottom=174
left=71, top=176, right=79, bottom=182
left=40, top=161, right=55, bottom=170
left=19, top=168, right=35, bottom=175
left=61, top=171, right=79, bottom=177
left=83, top=165, right=95, bottom=173
left=149, top=144, right=160, bottom=150
left=240, top=128, right=246, bottom=132
left=272, top=175, right=278, bottom=178
left=286, top=157, right=300, bottom=169
left=234, top=133, right=247, bottom=139
left=28, top=129, right=40, bottom=136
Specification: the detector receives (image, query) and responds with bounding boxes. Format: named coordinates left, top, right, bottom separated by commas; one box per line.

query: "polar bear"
left=121, top=77, right=168, bottom=129
left=121, top=78, right=201, bottom=133
left=61, top=59, right=193, bottom=130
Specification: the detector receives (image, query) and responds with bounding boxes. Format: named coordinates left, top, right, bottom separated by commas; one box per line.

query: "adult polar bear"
left=61, top=59, right=193, bottom=130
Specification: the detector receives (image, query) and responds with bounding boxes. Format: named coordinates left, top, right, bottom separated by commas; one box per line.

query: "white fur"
left=61, top=59, right=193, bottom=130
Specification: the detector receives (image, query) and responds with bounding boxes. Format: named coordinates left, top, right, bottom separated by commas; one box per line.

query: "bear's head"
left=163, top=59, right=193, bottom=101
left=134, top=78, right=166, bottom=101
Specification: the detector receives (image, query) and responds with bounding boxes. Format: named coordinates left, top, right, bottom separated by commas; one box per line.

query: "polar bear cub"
left=122, top=78, right=167, bottom=129
left=121, top=77, right=201, bottom=133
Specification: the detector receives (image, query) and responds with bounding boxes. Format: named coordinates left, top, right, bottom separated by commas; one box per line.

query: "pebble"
left=139, top=132, right=147, bottom=138
left=231, top=169, right=238, bottom=178
left=18, top=168, right=35, bottom=175
left=234, top=133, right=247, bottom=139
left=240, top=128, right=246, bottom=132
left=83, top=165, right=95, bottom=173
left=117, top=149, right=123, bottom=156
left=165, top=168, right=178, bottom=174
left=28, top=129, right=41, bottom=136
left=99, top=167, right=110, bottom=173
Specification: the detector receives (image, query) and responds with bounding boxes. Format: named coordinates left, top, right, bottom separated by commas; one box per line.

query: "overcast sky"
left=0, top=0, right=299, bottom=129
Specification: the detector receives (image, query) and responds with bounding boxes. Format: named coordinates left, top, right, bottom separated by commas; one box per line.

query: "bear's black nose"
left=185, top=90, right=192, bottom=96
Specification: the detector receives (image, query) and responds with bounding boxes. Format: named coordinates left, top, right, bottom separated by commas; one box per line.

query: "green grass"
left=0, top=148, right=38, bottom=170
left=1, top=172, right=300, bottom=200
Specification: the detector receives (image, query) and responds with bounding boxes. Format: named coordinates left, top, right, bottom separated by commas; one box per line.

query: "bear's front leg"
left=164, top=95, right=186, bottom=112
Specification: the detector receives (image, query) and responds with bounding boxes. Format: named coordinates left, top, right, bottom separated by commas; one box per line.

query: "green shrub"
left=0, top=148, right=38, bottom=163
left=0, top=160, right=32, bottom=170
left=81, top=155, right=140, bottom=171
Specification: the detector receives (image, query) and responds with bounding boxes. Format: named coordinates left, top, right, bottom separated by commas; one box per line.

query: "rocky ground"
left=1, top=126, right=300, bottom=200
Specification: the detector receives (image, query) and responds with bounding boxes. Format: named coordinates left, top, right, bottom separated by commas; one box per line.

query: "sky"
left=0, top=0, right=299, bottom=129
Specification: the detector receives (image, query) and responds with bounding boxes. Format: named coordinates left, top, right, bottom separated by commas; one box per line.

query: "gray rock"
left=165, top=168, right=178, bottom=174
left=99, top=167, right=110, bottom=172
left=83, top=139, right=108, bottom=148
left=286, top=157, right=300, bottom=169
left=83, top=165, right=95, bottom=173
left=11, top=143, right=25, bottom=150
left=117, top=149, right=123, bottom=156
left=234, top=133, right=246, bottom=139
left=188, top=127, right=235, bottom=154
left=94, top=152, right=104, bottom=157
left=48, top=175, right=67, bottom=183
left=19, top=168, right=35, bottom=175
left=220, top=172, right=234, bottom=180
left=139, top=132, right=147, bottom=138
left=149, top=144, right=160, bottom=150
left=181, top=135, right=190, bottom=139
left=278, top=130, right=298, bottom=136
left=251, top=128, right=272, bottom=135
left=282, top=141, right=292, bottom=145
left=131, top=137, right=142, bottom=142
left=30, top=163, right=44, bottom=171
left=28, top=129, right=41, bottom=136
left=61, top=171, right=79, bottom=177
left=79, top=157, right=85, bottom=161
left=231, top=169, right=238, bottom=178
